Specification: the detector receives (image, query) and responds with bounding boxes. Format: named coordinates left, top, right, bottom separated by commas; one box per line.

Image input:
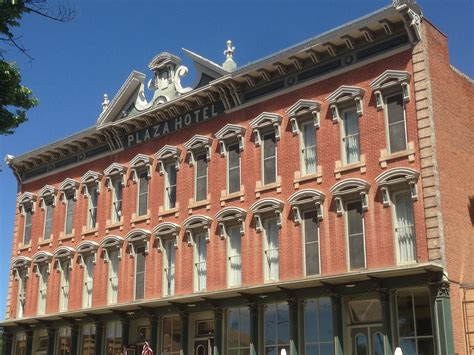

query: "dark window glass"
left=196, top=153, right=208, bottom=201
left=135, top=246, right=146, bottom=300
left=162, top=316, right=181, bottom=354
left=387, top=94, right=407, bottom=153
left=263, top=132, right=277, bottom=185
left=43, top=204, right=53, bottom=240
left=346, top=201, right=365, bottom=269
left=104, top=322, right=122, bottom=355
left=87, top=186, right=98, bottom=228
left=165, top=163, right=177, bottom=209
left=264, top=303, right=289, bottom=354
left=23, top=210, right=32, bottom=245
left=228, top=143, right=241, bottom=194
left=304, top=297, right=334, bottom=354
left=138, top=172, right=148, bottom=216
left=343, top=109, right=360, bottom=164
left=65, top=196, right=74, bottom=235
left=304, top=210, right=320, bottom=275
left=112, top=179, right=122, bottom=223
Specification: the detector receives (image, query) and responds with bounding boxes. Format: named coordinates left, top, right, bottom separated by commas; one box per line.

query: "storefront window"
left=227, top=307, right=250, bottom=354
left=57, top=327, right=72, bottom=355
left=304, top=297, right=334, bottom=354
left=162, top=316, right=181, bottom=355
left=81, top=323, right=96, bottom=355
left=15, top=332, right=27, bottom=355
left=105, top=321, right=122, bottom=355
left=264, top=302, right=289, bottom=355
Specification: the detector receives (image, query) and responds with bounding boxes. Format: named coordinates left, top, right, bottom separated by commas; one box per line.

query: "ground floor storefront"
left=1, top=265, right=455, bottom=355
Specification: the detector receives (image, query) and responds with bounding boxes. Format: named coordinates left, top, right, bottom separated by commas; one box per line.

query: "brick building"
left=1, top=1, right=473, bottom=354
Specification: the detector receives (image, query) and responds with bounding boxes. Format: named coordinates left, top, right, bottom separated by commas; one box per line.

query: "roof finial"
left=102, top=94, right=109, bottom=112
left=222, top=40, right=237, bottom=71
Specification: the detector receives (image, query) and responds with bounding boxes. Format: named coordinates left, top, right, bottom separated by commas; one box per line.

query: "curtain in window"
left=108, top=251, right=119, bottom=304
left=343, top=110, right=360, bottom=164
left=24, top=211, right=32, bottom=244
left=395, top=192, right=416, bottom=263
left=165, top=241, right=175, bottom=295
left=44, top=204, right=53, bottom=240
left=38, top=265, right=48, bottom=314
left=59, top=263, right=69, bottom=311
left=138, top=174, right=148, bottom=216
left=196, top=234, right=207, bottom=291
left=65, top=197, right=74, bottom=235
left=265, top=219, right=279, bottom=281
left=302, top=122, right=317, bottom=175
left=228, top=226, right=242, bottom=287
left=84, top=256, right=94, bottom=308
left=165, top=163, right=177, bottom=209
left=112, top=180, right=122, bottom=223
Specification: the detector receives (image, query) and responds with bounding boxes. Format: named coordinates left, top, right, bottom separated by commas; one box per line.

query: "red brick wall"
left=8, top=49, right=429, bottom=319
left=424, top=21, right=474, bottom=354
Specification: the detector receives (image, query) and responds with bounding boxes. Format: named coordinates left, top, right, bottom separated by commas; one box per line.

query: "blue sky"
left=0, top=0, right=472, bottom=318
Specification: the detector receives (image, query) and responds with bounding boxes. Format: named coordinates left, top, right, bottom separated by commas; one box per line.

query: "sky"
left=0, top=0, right=472, bottom=318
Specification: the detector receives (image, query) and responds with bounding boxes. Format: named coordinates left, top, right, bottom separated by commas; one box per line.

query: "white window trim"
left=330, top=178, right=370, bottom=216
left=390, top=189, right=417, bottom=265
left=343, top=198, right=367, bottom=270
left=262, top=217, right=279, bottom=283
left=194, top=151, right=208, bottom=202
left=163, top=162, right=177, bottom=211
left=80, top=171, right=102, bottom=231
left=193, top=232, right=207, bottom=292
left=298, top=119, right=318, bottom=176
left=162, top=238, right=176, bottom=296
left=226, top=224, right=242, bottom=288
left=225, top=141, right=242, bottom=194
left=383, top=92, right=409, bottom=154
left=42, top=203, right=54, bottom=241
left=301, top=210, right=322, bottom=277
left=326, top=85, right=364, bottom=122
left=249, top=112, right=282, bottom=147
left=110, top=177, right=123, bottom=224
left=339, top=107, right=361, bottom=165
left=136, top=170, right=150, bottom=216
left=261, top=130, right=278, bottom=186
left=215, top=124, right=246, bottom=156
left=124, top=228, right=151, bottom=256
left=155, top=145, right=181, bottom=175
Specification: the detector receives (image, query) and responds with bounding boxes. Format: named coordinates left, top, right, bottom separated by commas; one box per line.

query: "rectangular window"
left=300, top=121, right=317, bottom=175
left=227, top=307, right=250, bottom=354
left=81, top=324, right=96, bottom=355
left=111, top=179, right=122, bottom=223
left=195, top=153, right=208, bottom=202
left=43, top=204, right=53, bottom=241
left=346, top=201, right=366, bottom=270
left=164, top=163, right=177, bottom=210
left=262, top=131, right=277, bottom=185
left=65, top=195, right=75, bottom=235
left=87, top=186, right=98, bottom=229
left=23, top=210, right=32, bottom=245
left=57, top=327, right=71, bottom=355
left=227, top=225, right=242, bottom=287
left=59, top=261, right=70, bottom=312
left=397, top=289, right=434, bottom=355
left=194, top=233, right=207, bottom=292
left=386, top=93, right=407, bottom=153
left=37, top=264, right=48, bottom=315
left=138, top=172, right=149, bottom=216
left=161, top=316, right=181, bottom=355
left=107, top=250, right=119, bottom=305
left=264, top=302, right=290, bottom=354
left=82, top=255, right=94, bottom=308
left=227, top=143, right=241, bottom=194
left=163, top=239, right=175, bottom=296
left=342, top=109, right=360, bottom=164
left=17, top=270, right=27, bottom=318
left=393, top=191, right=417, bottom=264
left=105, top=321, right=122, bottom=355
left=304, top=298, right=334, bottom=355
left=303, top=210, right=320, bottom=276
left=263, top=218, right=279, bottom=282
left=15, top=332, right=27, bottom=355
left=135, top=246, right=146, bottom=300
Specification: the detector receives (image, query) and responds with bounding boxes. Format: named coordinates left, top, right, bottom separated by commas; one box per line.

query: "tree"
left=0, top=1, right=75, bottom=135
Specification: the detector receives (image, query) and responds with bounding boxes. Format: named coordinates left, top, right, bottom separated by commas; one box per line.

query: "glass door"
left=351, top=326, right=385, bottom=355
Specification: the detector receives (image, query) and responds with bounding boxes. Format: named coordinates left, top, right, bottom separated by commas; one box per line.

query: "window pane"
left=264, top=304, right=277, bottom=346
left=228, top=309, right=240, bottom=348
left=417, top=338, right=434, bottom=355
left=387, top=94, right=407, bottom=153
left=263, top=132, right=277, bottom=185
left=319, top=297, right=333, bottom=343
left=138, top=173, right=148, bottom=216
left=135, top=247, right=146, bottom=300
left=196, top=154, right=208, bottom=201
left=228, top=143, right=241, bottom=194
left=276, top=303, right=289, bottom=345
left=346, top=201, right=365, bottom=269
left=413, top=289, right=433, bottom=336
left=44, top=205, right=53, bottom=240
left=65, top=198, right=74, bottom=235
left=165, top=163, right=177, bottom=209
left=397, top=292, right=415, bottom=337
left=343, top=109, right=360, bottom=164
left=347, top=201, right=363, bottom=234
left=228, top=226, right=242, bottom=286
left=389, top=121, right=407, bottom=152
left=302, top=122, right=317, bottom=174
left=304, top=300, right=318, bottom=344
left=265, top=218, right=279, bottom=281
left=24, top=211, right=32, bottom=244
left=394, top=191, right=416, bottom=263
left=355, top=333, right=368, bottom=355
left=304, top=210, right=319, bottom=276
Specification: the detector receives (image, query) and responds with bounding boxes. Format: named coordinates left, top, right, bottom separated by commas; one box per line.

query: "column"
left=213, top=307, right=223, bottom=355
left=25, top=329, right=33, bottom=355
left=94, top=320, right=104, bottom=355
left=432, top=282, right=455, bottom=355
left=149, top=314, right=159, bottom=353
left=2, top=329, right=14, bottom=355
left=288, top=297, right=299, bottom=355
left=248, top=302, right=259, bottom=355
left=70, top=324, right=80, bottom=355
left=46, top=326, right=56, bottom=355
left=379, top=288, right=393, bottom=355
left=179, top=311, right=189, bottom=355
left=330, top=295, right=344, bottom=355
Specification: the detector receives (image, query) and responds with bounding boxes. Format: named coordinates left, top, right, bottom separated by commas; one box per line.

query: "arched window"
left=32, top=251, right=53, bottom=315
left=155, top=146, right=180, bottom=212
left=80, top=171, right=102, bottom=231
left=153, top=222, right=180, bottom=296
left=330, top=179, right=370, bottom=270
left=250, top=198, right=284, bottom=282
left=184, top=135, right=213, bottom=204
left=125, top=229, right=151, bottom=300
left=129, top=154, right=153, bottom=218
left=183, top=215, right=212, bottom=292
left=99, top=235, right=124, bottom=305
left=38, top=185, right=57, bottom=242
left=59, top=178, right=79, bottom=237
left=289, top=189, right=325, bottom=277
left=17, top=192, right=37, bottom=246
left=53, top=246, right=75, bottom=312
left=215, top=207, right=247, bottom=287
left=11, top=256, right=31, bottom=318
left=376, top=168, right=419, bottom=264
left=103, top=163, right=127, bottom=224
left=76, top=241, right=99, bottom=309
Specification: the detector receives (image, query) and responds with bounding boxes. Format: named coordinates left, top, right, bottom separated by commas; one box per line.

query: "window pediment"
left=249, top=112, right=282, bottom=145
left=38, top=185, right=58, bottom=209
left=76, top=241, right=99, bottom=266
left=184, top=135, right=213, bottom=165
left=155, top=145, right=181, bottom=174
left=376, top=168, right=419, bottom=206
left=125, top=228, right=151, bottom=255
left=214, top=124, right=246, bottom=155
left=53, top=246, right=75, bottom=271
left=250, top=198, right=284, bottom=232
left=153, top=222, right=181, bottom=250
left=17, top=192, right=37, bottom=213
left=370, top=70, right=411, bottom=109
left=330, top=178, right=370, bottom=215
left=286, top=100, right=321, bottom=134
left=215, top=207, right=247, bottom=238
left=80, top=170, right=102, bottom=195
left=288, top=189, right=325, bottom=224
left=129, top=154, right=153, bottom=182
left=11, top=256, right=32, bottom=279
left=104, top=163, right=127, bottom=189
left=326, top=86, right=365, bottom=121
left=100, top=235, right=125, bottom=261
left=183, top=214, right=212, bottom=245
left=59, top=178, right=80, bottom=202
left=32, top=251, right=53, bottom=275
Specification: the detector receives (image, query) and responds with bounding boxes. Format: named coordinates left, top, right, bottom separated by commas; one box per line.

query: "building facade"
left=2, top=1, right=473, bottom=355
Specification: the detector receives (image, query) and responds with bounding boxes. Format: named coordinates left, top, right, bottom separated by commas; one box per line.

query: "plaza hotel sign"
left=123, top=101, right=225, bottom=148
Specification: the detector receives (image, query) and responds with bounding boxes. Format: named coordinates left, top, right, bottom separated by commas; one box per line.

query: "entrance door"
left=194, top=338, right=214, bottom=355
left=351, top=326, right=385, bottom=355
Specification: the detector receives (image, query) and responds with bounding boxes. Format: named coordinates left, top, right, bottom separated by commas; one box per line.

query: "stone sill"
left=38, top=239, right=53, bottom=247
left=17, top=244, right=31, bottom=253
left=379, top=142, right=415, bottom=168
left=255, top=177, right=282, bottom=198
left=334, top=155, right=366, bottom=179
left=105, top=220, right=124, bottom=233
left=81, top=226, right=99, bottom=239
left=58, top=230, right=75, bottom=243
left=158, top=206, right=180, bottom=221
left=293, top=168, right=322, bottom=188
left=220, top=187, right=245, bottom=206
left=131, top=212, right=151, bottom=226
left=188, top=196, right=211, bottom=213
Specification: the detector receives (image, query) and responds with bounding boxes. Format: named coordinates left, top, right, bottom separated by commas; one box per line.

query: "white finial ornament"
left=394, top=347, right=403, bottom=355
left=102, top=94, right=109, bottom=112
left=223, top=40, right=237, bottom=71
